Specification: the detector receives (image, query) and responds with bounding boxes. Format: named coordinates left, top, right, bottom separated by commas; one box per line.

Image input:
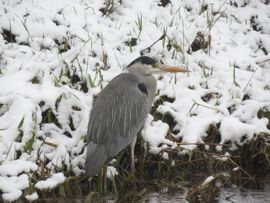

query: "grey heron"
left=85, top=56, right=189, bottom=178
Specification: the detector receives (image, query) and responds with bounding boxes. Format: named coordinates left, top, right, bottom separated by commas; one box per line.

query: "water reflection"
left=218, top=184, right=270, bottom=203
left=141, top=183, right=270, bottom=203
left=37, top=182, right=270, bottom=202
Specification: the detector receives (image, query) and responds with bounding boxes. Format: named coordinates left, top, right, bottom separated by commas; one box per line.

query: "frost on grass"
left=142, top=115, right=173, bottom=154
left=35, top=173, right=65, bottom=190
left=0, top=174, right=29, bottom=202
left=0, top=0, right=270, bottom=201
left=201, top=175, right=215, bottom=187
left=219, top=116, right=256, bottom=150
left=0, top=160, right=38, bottom=176
left=106, top=166, right=119, bottom=181
left=25, top=192, right=38, bottom=201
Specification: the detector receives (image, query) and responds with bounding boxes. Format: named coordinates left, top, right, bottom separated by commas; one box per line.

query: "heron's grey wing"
left=87, top=73, right=151, bottom=156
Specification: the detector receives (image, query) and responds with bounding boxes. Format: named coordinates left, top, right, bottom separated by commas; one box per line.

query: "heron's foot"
left=131, top=161, right=136, bottom=177
left=97, top=166, right=107, bottom=194
left=130, top=139, right=138, bottom=190
left=130, top=174, right=137, bottom=191
left=128, top=165, right=137, bottom=191
left=102, top=166, right=107, bottom=194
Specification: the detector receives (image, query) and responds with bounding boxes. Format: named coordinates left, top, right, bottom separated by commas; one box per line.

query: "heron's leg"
left=102, top=166, right=107, bottom=194
left=130, top=137, right=137, bottom=176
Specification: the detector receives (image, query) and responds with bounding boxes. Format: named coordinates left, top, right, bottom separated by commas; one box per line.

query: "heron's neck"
left=143, top=74, right=157, bottom=99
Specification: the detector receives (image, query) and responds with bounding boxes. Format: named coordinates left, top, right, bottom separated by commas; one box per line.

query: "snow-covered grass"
left=0, top=0, right=270, bottom=201
left=35, top=173, right=65, bottom=190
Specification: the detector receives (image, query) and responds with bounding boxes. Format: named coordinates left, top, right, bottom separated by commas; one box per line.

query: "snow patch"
left=25, top=192, right=39, bottom=201
left=0, top=160, right=38, bottom=176
left=106, top=166, right=118, bottom=180
left=202, top=176, right=215, bottom=187
left=35, top=173, right=66, bottom=190
left=142, top=115, right=172, bottom=154
left=0, top=174, right=29, bottom=201
left=220, top=117, right=256, bottom=150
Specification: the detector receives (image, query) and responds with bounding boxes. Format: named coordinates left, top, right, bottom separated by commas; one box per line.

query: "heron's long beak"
left=157, top=64, right=190, bottom=73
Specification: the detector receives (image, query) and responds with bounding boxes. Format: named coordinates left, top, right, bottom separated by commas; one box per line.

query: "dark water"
left=38, top=183, right=270, bottom=202
left=141, top=184, right=270, bottom=203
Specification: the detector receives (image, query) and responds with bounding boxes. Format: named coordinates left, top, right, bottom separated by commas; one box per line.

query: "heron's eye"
left=152, top=64, right=158, bottom=68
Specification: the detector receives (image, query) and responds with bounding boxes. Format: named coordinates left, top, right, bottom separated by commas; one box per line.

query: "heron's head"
left=127, top=56, right=189, bottom=75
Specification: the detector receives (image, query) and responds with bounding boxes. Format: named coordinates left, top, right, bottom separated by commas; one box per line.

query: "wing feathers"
left=86, top=73, right=154, bottom=168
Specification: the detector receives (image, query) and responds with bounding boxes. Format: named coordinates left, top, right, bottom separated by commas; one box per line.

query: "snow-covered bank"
left=0, top=0, right=270, bottom=201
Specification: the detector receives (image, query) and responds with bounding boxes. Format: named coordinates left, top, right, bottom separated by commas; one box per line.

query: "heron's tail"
left=85, top=142, right=108, bottom=177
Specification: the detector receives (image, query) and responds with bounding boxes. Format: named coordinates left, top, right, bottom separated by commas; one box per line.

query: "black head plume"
left=128, top=56, right=157, bottom=67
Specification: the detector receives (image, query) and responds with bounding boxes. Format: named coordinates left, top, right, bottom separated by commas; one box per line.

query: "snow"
left=142, top=115, right=172, bottom=154
left=179, top=115, right=221, bottom=150
left=162, top=152, right=169, bottom=160
left=202, top=175, right=215, bottom=187
left=0, top=160, right=38, bottom=176
left=0, top=174, right=29, bottom=201
left=35, top=173, right=66, bottom=190
left=25, top=192, right=38, bottom=201
left=0, top=0, right=270, bottom=200
left=219, top=116, right=256, bottom=150
left=106, top=166, right=118, bottom=180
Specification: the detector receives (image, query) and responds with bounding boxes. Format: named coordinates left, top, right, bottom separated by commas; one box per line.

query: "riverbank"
left=0, top=0, right=269, bottom=201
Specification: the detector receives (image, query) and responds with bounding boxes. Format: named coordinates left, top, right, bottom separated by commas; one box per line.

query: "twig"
left=136, top=13, right=143, bottom=39
left=99, top=0, right=114, bottom=16
left=233, top=63, right=240, bottom=87
left=16, top=15, right=33, bottom=41
left=228, top=157, right=254, bottom=179
left=43, top=140, right=58, bottom=148
left=5, top=142, right=14, bottom=161
left=243, top=69, right=257, bottom=92
left=113, top=53, right=123, bottom=71
left=255, top=55, right=270, bottom=64
left=189, top=98, right=221, bottom=113
left=176, top=142, right=231, bottom=147
left=140, top=34, right=166, bottom=55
